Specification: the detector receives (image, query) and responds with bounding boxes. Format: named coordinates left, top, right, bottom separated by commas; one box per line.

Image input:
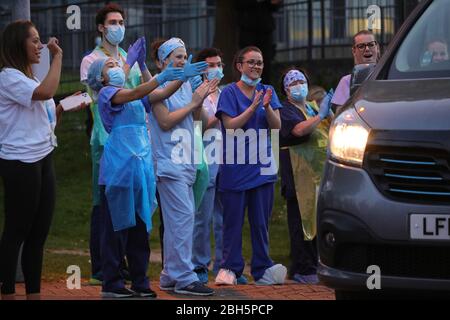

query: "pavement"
left=5, top=280, right=335, bottom=300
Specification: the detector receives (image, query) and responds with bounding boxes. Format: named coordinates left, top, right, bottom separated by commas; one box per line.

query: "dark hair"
left=352, top=30, right=376, bottom=45
left=233, top=46, right=263, bottom=74
left=150, top=38, right=168, bottom=64
left=279, top=66, right=311, bottom=96
left=95, top=3, right=126, bottom=27
left=0, top=20, right=36, bottom=78
left=194, top=47, right=223, bottom=63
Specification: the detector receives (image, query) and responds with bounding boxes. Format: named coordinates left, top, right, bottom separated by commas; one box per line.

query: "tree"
left=213, top=0, right=239, bottom=83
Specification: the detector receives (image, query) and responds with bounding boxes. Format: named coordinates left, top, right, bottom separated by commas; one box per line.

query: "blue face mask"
left=207, top=67, right=224, bottom=81
left=241, top=73, right=261, bottom=87
left=290, top=84, right=309, bottom=102
left=107, top=67, right=126, bottom=87
left=105, top=25, right=125, bottom=46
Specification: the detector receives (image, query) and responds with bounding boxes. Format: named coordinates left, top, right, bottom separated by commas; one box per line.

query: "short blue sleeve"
left=266, top=85, right=282, bottom=110
left=280, top=103, right=305, bottom=138
left=140, top=96, right=152, bottom=113
left=98, top=86, right=124, bottom=133
left=216, top=84, right=238, bottom=119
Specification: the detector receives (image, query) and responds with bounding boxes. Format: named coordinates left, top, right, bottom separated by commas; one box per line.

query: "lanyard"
left=98, top=45, right=126, bottom=66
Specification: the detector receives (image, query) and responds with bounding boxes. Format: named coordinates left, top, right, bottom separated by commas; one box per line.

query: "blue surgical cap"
left=283, top=70, right=307, bottom=90
left=158, top=37, right=185, bottom=62
left=87, top=58, right=108, bottom=92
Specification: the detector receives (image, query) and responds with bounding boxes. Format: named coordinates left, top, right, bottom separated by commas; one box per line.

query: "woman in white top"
left=0, top=20, right=85, bottom=300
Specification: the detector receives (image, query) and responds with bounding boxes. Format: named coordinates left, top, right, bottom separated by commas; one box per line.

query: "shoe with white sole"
left=255, top=264, right=287, bottom=285
left=101, top=287, right=135, bottom=298
left=215, top=268, right=237, bottom=285
left=159, top=283, right=175, bottom=291
left=174, top=281, right=214, bottom=296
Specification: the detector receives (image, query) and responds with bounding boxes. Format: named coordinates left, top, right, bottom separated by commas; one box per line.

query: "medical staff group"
left=0, top=3, right=341, bottom=299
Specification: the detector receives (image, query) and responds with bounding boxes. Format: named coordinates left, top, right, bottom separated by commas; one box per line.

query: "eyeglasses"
left=241, top=60, right=264, bottom=68
left=354, top=41, right=378, bottom=51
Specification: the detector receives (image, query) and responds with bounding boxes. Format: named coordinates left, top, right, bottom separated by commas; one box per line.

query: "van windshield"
left=388, top=0, right=450, bottom=79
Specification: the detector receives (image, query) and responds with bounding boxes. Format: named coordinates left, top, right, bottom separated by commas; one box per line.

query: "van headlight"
left=329, top=108, right=370, bottom=167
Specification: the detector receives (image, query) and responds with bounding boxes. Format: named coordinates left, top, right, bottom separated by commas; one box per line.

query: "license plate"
left=410, top=214, right=450, bottom=240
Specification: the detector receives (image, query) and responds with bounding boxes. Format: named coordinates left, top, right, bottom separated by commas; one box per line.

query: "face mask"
left=290, top=83, right=308, bottom=102
left=207, top=67, right=224, bottom=81
left=105, top=25, right=125, bottom=46
left=241, top=73, right=261, bottom=87
left=107, top=67, right=126, bottom=87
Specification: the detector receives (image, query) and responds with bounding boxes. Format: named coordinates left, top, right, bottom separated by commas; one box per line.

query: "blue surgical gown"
left=97, top=86, right=156, bottom=232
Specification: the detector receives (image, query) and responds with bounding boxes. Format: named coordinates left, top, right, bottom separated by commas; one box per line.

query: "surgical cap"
left=158, top=37, right=185, bottom=62
left=87, top=58, right=108, bottom=92
left=283, top=70, right=307, bottom=89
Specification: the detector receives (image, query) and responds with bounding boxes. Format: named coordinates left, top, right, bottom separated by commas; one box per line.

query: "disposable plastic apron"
left=89, top=46, right=142, bottom=206
left=286, top=101, right=332, bottom=240
left=101, top=100, right=156, bottom=232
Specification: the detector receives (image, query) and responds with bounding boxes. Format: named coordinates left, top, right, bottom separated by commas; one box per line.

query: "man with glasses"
left=331, top=30, right=380, bottom=112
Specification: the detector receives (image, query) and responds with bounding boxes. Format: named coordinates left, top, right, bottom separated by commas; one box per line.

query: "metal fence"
left=274, top=0, right=400, bottom=62
left=0, top=0, right=418, bottom=91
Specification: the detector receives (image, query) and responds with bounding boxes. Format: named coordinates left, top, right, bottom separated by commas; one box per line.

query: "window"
left=388, top=0, right=450, bottom=79
left=330, top=0, right=346, bottom=39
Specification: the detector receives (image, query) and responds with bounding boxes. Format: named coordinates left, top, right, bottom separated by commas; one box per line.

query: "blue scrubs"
left=215, top=82, right=282, bottom=281
left=148, top=81, right=198, bottom=290
left=192, top=92, right=223, bottom=275
left=98, top=86, right=156, bottom=291
left=192, top=156, right=223, bottom=275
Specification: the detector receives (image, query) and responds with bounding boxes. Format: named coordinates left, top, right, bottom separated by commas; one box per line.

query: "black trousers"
left=286, top=197, right=318, bottom=277
left=0, top=153, right=55, bottom=294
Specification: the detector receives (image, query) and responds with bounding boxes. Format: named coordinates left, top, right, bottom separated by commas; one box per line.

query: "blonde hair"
left=307, top=85, right=326, bottom=102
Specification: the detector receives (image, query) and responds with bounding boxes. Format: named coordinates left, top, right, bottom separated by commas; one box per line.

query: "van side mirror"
left=350, top=63, right=376, bottom=96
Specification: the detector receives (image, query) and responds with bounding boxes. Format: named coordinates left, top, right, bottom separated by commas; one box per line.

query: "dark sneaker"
left=174, top=281, right=214, bottom=296
left=159, top=283, right=175, bottom=291
left=133, top=288, right=157, bottom=298
left=195, top=269, right=209, bottom=284
left=101, top=287, right=134, bottom=298
left=237, top=274, right=249, bottom=285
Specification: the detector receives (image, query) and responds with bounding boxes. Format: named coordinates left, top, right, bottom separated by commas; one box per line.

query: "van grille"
left=364, top=145, right=450, bottom=204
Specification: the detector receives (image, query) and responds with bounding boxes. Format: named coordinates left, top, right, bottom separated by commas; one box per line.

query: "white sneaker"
left=255, top=264, right=287, bottom=285
left=215, top=268, right=237, bottom=285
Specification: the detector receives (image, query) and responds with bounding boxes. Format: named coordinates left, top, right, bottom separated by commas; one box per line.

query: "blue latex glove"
left=189, top=75, right=203, bottom=93
left=318, top=90, right=334, bottom=120
left=137, top=37, right=147, bottom=71
left=181, top=54, right=208, bottom=82
left=155, top=61, right=184, bottom=85
left=126, top=38, right=142, bottom=68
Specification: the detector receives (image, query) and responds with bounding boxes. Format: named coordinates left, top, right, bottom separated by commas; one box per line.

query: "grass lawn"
left=0, top=110, right=291, bottom=282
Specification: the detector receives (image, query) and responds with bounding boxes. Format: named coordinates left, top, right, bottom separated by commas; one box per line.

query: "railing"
left=273, top=0, right=399, bottom=63
left=0, top=0, right=417, bottom=93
